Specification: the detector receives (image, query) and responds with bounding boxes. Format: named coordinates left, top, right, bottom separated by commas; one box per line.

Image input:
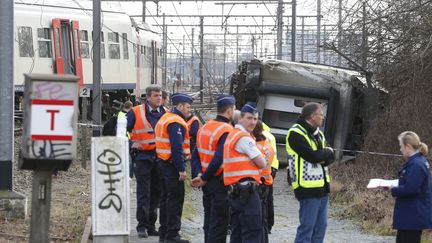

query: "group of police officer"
left=126, top=84, right=334, bottom=243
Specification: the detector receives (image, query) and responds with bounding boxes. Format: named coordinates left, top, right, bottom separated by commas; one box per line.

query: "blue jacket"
left=391, top=153, right=432, bottom=230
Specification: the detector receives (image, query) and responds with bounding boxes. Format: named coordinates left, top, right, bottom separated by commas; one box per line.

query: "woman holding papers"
left=391, top=131, right=432, bottom=243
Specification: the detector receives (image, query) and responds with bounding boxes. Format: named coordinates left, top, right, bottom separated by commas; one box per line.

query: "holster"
left=228, top=181, right=258, bottom=204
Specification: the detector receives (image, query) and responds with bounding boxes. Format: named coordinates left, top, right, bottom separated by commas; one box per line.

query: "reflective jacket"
left=263, top=122, right=279, bottom=169
left=197, top=120, right=233, bottom=176
left=187, top=115, right=202, bottom=130
left=286, top=123, right=330, bottom=190
left=155, top=112, right=190, bottom=160
left=223, top=128, right=261, bottom=186
left=130, top=105, right=168, bottom=150
left=257, top=139, right=274, bottom=186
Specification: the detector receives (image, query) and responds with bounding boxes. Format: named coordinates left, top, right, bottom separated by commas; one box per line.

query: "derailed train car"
left=230, top=59, right=385, bottom=165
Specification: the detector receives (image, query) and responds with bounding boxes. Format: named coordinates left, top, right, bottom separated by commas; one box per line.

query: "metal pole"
left=223, top=24, right=227, bottom=82
left=30, top=171, right=52, bottom=243
left=291, top=0, right=296, bottom=61
left=317, top=0, right=321, bottom=63
left=252, top=35, right=255, bottom=57
left=182, top=35, right=185, bottom=85
left=338, top=0, right=342, bottom=66
left=92, top=0, right=102, bottom=136
left=191, top=28, right=195, bottom=86
left=301, top=17, right=304, bottom=61
left=199, top=17, right=204, bottom=103
left=323, top=24, right=326, bottom=64
left=0, top=0, right=14, bottom=191
left=276, top=0, right=284, bottom=59
left=163, top=13, right=167, bottom=89
left=236, top=25, right=239, bottom=66
left=362, top=1, right=367, bottom=69
left=261, top=16, right=264, bottom=57
left=142, top=0, right=146, bottom=22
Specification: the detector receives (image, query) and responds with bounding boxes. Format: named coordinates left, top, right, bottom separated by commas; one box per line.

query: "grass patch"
left=182, top=162, right=196, bottom=221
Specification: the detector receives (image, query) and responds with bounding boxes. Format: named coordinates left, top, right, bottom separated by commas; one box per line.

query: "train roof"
left=259, top=59, right=366, bottom=89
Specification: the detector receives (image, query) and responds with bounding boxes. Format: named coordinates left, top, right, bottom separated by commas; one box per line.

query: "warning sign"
left=30, top=99, right=74, bottom=141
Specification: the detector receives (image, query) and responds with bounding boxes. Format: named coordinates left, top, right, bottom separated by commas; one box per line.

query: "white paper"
left=367, top=178, right=399, bottom=189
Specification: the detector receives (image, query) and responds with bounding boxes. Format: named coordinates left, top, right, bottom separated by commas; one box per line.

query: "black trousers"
left=158, top=161, right=185, bottom=240
left=396, top=230, right=422, bottom=243
left=134, top=159, right=160, bottom=232
left=260, top=185, right=270, bottom=243
left=202, top=175, right=229, bottom=243
left=267, top=169, right=277, bottom=232
left=229, top=189, right=263, bottom=243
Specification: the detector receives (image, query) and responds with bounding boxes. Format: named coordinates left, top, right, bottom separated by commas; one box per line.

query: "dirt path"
left=179, top=169, right=394, bottom=243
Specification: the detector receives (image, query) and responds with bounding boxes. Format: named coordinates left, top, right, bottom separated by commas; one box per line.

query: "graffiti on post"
left=96, top=149, right=123, bottom=213
left=33, top=82, right=72, bottom=100
left=31, top=141, right=72, bottom=159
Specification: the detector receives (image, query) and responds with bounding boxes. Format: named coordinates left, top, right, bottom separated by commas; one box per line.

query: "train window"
left=143, top=46, right=146, bottom=55
left=108, top=32, right=120, bottom=59
left=18, top=26, right=34, bottom=57
left=37, top=28, right=52, bottom=58
left=262, top=109, right=300, bottom=130
left=122, top=33, right=129, bottom=59
left=80, top=30, right=89, bottom=58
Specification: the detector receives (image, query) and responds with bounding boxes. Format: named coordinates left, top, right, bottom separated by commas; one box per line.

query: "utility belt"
left=228, top=179, right=259, bottom=204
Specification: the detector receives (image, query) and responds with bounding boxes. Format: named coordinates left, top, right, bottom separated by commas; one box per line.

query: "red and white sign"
left=30, top=99, right=74, bottom=141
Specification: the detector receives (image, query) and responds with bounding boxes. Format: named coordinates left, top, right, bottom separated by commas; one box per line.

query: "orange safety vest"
left=155, top=112, right=191, bottom=160
left=256, top=139, right=274, bottom=186
left=197, top=120, right=233, bottom=176
left=223, top=128, right=261, bottom=186
left=130, top=105, right=157, bottom=150
left=186, top=115, right=202, bottom=131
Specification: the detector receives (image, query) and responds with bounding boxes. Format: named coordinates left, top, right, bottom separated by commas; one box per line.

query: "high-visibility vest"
left=285, top=123, right=330, bottom=190
left=186, top=115, right=202, bottom=131
left=262, top=122, right=279, bottom=169
left=155, top=112, right=191, bottom=160
left=197, top=120, right=233, bottom=176
left=223, top=128, right=261, bottom=186
left=257, top=139, right=274, bottom=186
left=117, top=111, right=130, bottom=138
left=130, top=105, right=156, bottom=150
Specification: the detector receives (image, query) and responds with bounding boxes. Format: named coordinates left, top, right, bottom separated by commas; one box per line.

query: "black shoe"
left=137, top=229, right=148, bottom=238
left=147, top=228, right=159, bottom=236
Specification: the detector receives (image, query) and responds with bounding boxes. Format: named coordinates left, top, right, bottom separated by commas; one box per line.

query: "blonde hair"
left=398, top=131, right=429, bottom=156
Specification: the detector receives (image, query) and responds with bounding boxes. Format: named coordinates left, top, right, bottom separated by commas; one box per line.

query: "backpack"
left=102, top=115, right=117, bottom=136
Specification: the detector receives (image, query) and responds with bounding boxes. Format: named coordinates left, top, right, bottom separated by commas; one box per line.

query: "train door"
left=52, top=18, right=84, bottom=86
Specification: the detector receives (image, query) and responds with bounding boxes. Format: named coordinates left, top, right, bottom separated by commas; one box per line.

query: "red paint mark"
left=32, top=99, right=73, bottom=105
left=31, top=135, right=72, bottom=141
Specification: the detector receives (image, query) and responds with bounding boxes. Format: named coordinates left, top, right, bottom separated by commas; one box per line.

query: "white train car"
left=14, top=0, right=162, bottom=114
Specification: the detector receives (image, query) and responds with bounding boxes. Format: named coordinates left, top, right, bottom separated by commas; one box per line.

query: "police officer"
left=223, top=102, right=267, bottom=243
left=186, top=113, right=202, bottom=155
left=252, top=120, right=275, bottom=243
left=191, top=95, right=236, bottom=243
left=286, top=102, right=334, bottom=243
left=155, top=93, right=193, bottom=243
left=127, top=85, right=167, bottom=238
left=262, top=122, right=279, bottom=233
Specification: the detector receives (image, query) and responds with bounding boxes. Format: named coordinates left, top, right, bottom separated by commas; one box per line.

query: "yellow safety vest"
left=285, top=123, right=330, bottom=189
left=117, top=111, right=130, bottom=138
left=262, top=122, right=279, bottom=169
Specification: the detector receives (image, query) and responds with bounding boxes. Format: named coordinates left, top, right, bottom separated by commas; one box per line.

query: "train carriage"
left=14, top=0, right=162, bottom=115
